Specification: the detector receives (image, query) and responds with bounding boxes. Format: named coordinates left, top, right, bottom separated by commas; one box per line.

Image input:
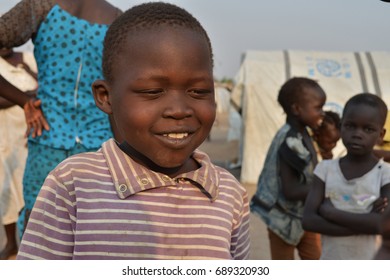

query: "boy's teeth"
left=164, top=133, right=188, bottom=139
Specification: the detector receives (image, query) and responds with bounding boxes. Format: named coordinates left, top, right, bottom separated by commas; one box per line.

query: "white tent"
left=231, top=50, right=390, bottom=184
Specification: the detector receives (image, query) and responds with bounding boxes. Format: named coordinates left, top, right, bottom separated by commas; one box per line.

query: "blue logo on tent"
left=316, top=59, right=342, bottom=77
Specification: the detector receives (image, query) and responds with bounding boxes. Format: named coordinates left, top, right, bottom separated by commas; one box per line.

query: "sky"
left=2, top=0, right=390, bottom=79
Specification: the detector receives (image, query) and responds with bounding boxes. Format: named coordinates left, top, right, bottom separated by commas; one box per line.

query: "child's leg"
left=296, top=231, right=321, bottom=260
left=267, top=229, right=295, bottom=259
left=0, top=222, right=18, bottom=260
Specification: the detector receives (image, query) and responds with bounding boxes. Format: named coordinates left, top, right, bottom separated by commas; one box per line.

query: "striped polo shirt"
left=17, top=139, right=250, bottom=260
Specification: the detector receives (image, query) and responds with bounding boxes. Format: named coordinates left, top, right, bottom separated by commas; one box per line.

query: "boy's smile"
left=95, top=26, right=216, bottom=176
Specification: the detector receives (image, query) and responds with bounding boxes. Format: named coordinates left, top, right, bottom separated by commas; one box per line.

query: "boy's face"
left=95, top=26, right=216, bottom=171
left=294, top=87, right=326, bottom=130
left=341, top=104, right=385, bottom=156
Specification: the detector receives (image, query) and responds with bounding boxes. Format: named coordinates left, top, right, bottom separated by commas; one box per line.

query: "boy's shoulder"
left=276, top=123, right=292, bottom=136
left=193, top=149, right=240, bottom=181
left=213, top=164, right=242, bottom=186
left=273, top=123, right=304, bottom=145
left=192, top=149, right=247, bottom=197
left=315, top=158, right=338, bottom=172
left=212, top=164, right=247, bottom=202
left=53, top=146, right=106, bottom=175
left=379, top=159, right=390, bottom=172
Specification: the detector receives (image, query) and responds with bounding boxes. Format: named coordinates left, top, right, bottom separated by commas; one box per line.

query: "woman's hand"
left=23, top=97, right=50, bottom=138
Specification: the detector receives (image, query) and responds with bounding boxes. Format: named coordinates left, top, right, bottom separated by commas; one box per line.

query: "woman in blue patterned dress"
left=0, top=0, right=122, bottom=237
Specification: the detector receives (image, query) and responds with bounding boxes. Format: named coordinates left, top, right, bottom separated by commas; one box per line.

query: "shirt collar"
left=101, top=139, right=220, bottom=201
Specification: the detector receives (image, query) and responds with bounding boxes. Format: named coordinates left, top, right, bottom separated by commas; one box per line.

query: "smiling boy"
left=16, top=2, right=250, bottom=260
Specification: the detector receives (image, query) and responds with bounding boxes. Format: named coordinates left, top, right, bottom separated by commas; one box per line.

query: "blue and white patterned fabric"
left=32, top=5, right=112, bottom=149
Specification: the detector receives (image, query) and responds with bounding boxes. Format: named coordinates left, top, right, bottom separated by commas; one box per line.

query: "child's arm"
left=318, top=184, right=390, bottom=234
left=279, top=157, right=309, bottom=201
left=302, top=175, right=356, bottom=236
left=374, top=149, right=390, bottom=163
left=279, top=131, right=315, bottom=201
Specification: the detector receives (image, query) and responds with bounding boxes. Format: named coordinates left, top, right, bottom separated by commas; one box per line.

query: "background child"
left=16, top=2, right=250, bottom=260
left=250, top=77, right=326, bottom=259
left=0, top=0, right=122, bottom=237
left=303, top=93, right=390, bottom=259
left=0, top=48, right=37, bottom=260
left=312, top=110, right=341, bottom=160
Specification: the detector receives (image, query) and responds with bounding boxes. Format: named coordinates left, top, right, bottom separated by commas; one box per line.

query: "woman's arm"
left=0, top=96, right=15, bottom=109
left=0, top=0, right=55, bottom=48
left=0, top=75, right=49, bottom=137
left=0, top=74, right=31, bottom=107
left=302, top=176, right=355, bottom=236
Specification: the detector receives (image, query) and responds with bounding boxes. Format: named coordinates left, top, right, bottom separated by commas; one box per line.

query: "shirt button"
left=140, top=178, right=149, bottom=185
left=119, top=184, right=127, bottom=193
left=162, top=175, right=171, bottom=182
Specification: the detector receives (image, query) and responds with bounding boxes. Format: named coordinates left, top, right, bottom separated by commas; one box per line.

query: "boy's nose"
left=162, top=91, right=193, bottom=119
left=351, top=129, right=364, bottom=138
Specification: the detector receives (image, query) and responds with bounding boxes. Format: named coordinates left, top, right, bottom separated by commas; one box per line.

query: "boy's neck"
left=117, top=141, right=199, bottom=177
left=286, top=116, right=306, bottom=133
left=339, top=153, right=379, bottom=181
left=343, top=152, right=378, bottom=164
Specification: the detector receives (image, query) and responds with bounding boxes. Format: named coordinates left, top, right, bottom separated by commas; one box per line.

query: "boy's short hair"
left=277, top=77, right=324, bottom=115
left=102, top=2, right=213, bottom=82
left=322, top=110, right=341, bottom=130
left=343, top=93, right=388, bottom=127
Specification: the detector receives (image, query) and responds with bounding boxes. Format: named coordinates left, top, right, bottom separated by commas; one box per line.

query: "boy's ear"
left=378, top=128, right=386, bottom=145
left=92, top=80, right=113, bottom=114
left=291, top=103, right=300, bottom=116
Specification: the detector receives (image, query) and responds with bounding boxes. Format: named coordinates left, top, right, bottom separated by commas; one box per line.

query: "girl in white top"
left=0, top=49, right=37, bottom=259
left=303, top=93, right=390, bottom=259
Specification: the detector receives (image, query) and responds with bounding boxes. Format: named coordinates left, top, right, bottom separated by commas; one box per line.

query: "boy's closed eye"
left=363, top=126, right=376, bottom=133
left=188, top=88, right=213, bottom=98
left=134, top=89, right=165, bottom=99
left=136, top=88, right=164, bottom=93
left=343, top=123, right=363, bottom=132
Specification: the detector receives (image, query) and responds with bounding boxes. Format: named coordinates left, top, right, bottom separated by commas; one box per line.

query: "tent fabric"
left=215, top=86, right=231, bottom=114
left=232, top=50, right=390, bottom=184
